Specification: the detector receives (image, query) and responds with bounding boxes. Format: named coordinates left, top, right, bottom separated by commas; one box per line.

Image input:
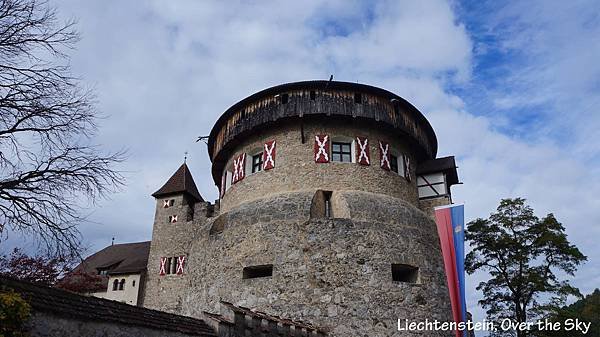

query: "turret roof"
left=152, top=163, right=203, bottom=202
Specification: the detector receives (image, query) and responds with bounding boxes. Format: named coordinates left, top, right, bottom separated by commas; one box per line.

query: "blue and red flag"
left=434, top=204, right=466, bottom=337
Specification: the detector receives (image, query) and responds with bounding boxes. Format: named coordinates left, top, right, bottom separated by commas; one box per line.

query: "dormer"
left=417, top=156, right=459, bottom=213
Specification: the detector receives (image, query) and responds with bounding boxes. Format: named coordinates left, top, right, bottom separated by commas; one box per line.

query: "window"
left=332, top=142, right=352, bottom=162
left=243, top=265, right=273, bottom=279
left=98, top=268, right=109, bottom=276
left=354, top=92, right=362, bottom=104
left=310, top=90, right=316, bottom=100
left=112, top=279, right=118, bottom=291
left=391, top=264, right=419, bottom=283
left=324, top=191, right=333, bottom=218
left=252, top=153, right=263, bottom=173
left=390, top=154, right=399, bottom=173
left=132, top=280, right=136, bottom=287
left=166, top=257, right=173, bottom=275
left=119, top=279, right=125, bottom=290
left=168, top=215, right=178, bottom=223
left=281, top=93, right=289, bottom=104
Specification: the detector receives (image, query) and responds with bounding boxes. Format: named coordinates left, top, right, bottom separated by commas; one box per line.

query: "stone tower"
left=144, top=81, right=459, bottom=337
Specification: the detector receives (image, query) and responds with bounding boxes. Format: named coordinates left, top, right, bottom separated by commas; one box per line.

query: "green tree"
left=0, top=287, right=30, bottom=337
left=465, top=198, right=586, bottom=337
left=534, top=289, right=599, bottom=337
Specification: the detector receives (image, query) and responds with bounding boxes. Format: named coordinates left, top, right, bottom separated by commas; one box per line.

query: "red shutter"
left=232, top=153, right=246, bottom=184
left=379, top=141, right=391, bottom=170
left=404, top=155, right=411, bottom=181
left=262, top=140, right=276, bottom=170
left=314, top=135, right=330, bottom=163
left=176, top=256, right=186, bottom=275
left=159, top=257, right=167, bottom=276
left=356, top=136, right=370, bottom=165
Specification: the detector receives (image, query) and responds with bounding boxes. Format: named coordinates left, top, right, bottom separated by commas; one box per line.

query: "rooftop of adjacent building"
left=0, top=275, right=216, bottom=336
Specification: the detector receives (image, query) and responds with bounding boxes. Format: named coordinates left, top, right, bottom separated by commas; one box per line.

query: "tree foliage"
left=465, top=198, right=586, bottom=336
left=0, top=247, right=73, bottom=285
left=0, top=287, right=30, bottom=337
left=0, top=0, right=125, bottom=257
left=534, top=289, right=599, bottom=337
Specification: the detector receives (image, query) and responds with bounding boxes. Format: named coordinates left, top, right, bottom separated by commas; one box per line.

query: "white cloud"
left=16, top=0, right=594, bottom=327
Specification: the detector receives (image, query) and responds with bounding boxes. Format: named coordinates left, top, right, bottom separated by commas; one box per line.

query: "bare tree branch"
left=0, top=0, right=125, bottom=258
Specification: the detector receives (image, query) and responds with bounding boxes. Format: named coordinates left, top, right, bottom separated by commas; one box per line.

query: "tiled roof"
left=74, top=241, right=151, bottom=276
left=205, top=301, right=327, bottom=335
left=152, top=163, right=204, bottom=202
left=0, top=276, right=216, bottom=336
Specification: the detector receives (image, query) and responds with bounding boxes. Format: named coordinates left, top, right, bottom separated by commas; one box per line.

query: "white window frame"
left=330, top=136, right=356, bottom=163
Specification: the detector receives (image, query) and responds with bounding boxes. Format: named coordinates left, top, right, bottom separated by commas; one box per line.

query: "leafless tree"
left=0, top=0, right=125, bottom=258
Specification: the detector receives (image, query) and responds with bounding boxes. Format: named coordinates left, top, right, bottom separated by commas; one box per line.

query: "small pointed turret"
left=152, top=163, right=203, bottom=202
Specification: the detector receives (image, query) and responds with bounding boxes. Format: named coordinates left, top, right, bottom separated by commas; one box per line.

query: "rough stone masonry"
left=143, top=80, right=459, bottom=337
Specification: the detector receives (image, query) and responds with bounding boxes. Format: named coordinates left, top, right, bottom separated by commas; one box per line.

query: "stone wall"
left=144, top=194, right=212, bottom=311
left=143, top=190, right=453, bottom=337
left=219, top=120, right=418, bottom=212
left=28, top=312, right=205, bottom=337
left=419, top=196, right=452, bottom=218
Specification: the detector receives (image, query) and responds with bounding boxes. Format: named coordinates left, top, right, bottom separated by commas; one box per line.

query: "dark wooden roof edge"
left=152, top=163, right=204, bottom=202
left=416, top=156, right=459, bottom=186
left=207, top=80, right=438, bottom=159
left=218, top=301, right=327, bottom=332
left=0, top=276, right=216, bottom=337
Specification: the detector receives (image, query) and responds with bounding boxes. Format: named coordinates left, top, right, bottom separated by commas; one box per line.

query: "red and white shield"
left=379, top=141, right=391, bottom=170
left=232, top=153, right=246, bottom=184
left=159, top=257, right=167, bottom=275
left=356, top=137, right=370, bottom=165
left=262, top=140, right=276, bottom=170
left=176, top=256, right=186, bottom=275
left=314, top=135, right=329, bottom=163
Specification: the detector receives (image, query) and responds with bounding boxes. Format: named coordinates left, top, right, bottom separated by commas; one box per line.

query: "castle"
left=133, top=81, right=459, bottom=336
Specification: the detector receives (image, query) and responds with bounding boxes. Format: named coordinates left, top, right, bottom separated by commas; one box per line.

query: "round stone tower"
left=144, top=80, right=459, bottom=337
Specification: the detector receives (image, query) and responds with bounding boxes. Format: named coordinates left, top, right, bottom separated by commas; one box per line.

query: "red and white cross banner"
left=159, top=257, right=167, bottom=275
left=176, top=256, right=186, bottom=275
left=379, top=141, right=391, bottom=170
left=404, top=155, right=411, bottom=181
left=262, top=140, right=276, bottom=170
left=232, top=153, right=246, bottom=184
left=314, top=135, right=329, bottom=163
left=356, top=137, right=370, bottom=165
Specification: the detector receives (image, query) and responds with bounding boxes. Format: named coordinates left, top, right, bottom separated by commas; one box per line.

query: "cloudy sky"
left=9, top=0, right=600, bottom=324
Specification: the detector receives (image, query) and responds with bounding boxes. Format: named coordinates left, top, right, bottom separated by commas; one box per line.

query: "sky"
left=6, top=0, right=600, bottom=327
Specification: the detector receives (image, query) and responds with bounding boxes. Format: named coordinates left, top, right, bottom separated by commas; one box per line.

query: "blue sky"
left=4, top=0, right=599, bottom=328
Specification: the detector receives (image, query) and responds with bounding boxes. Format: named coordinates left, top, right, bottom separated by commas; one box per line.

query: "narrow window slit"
left=391, top=264, right=419, bottom=283
left=354, top=93, right=362, bottom=104
left=243, top=264, right=273, bottom=279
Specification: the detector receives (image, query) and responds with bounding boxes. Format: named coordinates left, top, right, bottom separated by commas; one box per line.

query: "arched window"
left=119, top=278, right=125, bottom=290
left=112, top=279, right=118, bottom=291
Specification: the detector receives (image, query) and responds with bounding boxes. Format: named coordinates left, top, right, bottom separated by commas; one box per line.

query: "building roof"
left=152, top=163, right=204, bottom=202
left=74, top=241, right=151, bottom=277
left=0, top=276, right=216, bottom=337
left=416, top=156, right=459, bottom=186
left=204, top=301, right=327, bottom=335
